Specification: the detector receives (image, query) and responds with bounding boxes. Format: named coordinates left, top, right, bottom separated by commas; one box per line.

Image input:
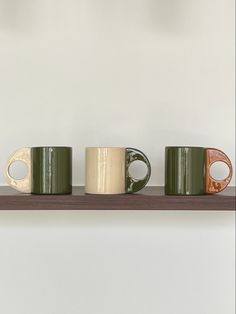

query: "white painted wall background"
left=0, top=0, right=235, bottom=313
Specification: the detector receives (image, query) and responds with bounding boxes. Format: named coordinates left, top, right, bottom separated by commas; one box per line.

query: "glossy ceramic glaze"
left=126, top=148, right=151, bottom=193
left=31, top=147, right=72, bottom=194
left=165, top=147, right=206, bottom=195
left=4, top=146, right=72, bottom=194
left=205, top=148, right=233, bottom=193
left=85, top=147, right=151, bottom=194
left=4, top=147, right=32, bottom=193
left=165, top=146, right=233, bottom=195
left=85, top=147, right=126, bottom=194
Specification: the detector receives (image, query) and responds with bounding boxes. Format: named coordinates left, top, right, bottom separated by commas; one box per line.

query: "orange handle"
left=205, top=148, right=233, bottom=194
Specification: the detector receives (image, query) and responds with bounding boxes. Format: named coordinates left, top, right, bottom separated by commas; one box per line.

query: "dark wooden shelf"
left=0, top=186, right=235, bottom=210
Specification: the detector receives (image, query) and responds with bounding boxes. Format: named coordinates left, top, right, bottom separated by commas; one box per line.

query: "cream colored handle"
left=4, top=148, right=31, bottom=193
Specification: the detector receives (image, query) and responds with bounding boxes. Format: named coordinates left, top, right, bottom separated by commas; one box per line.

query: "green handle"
left=126, top=148, right=151, bottom=193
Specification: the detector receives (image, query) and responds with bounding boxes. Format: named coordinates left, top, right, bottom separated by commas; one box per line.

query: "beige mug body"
left=85, top=147, right=151, bottom=194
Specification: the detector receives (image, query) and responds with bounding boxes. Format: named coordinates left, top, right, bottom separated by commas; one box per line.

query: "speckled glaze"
left=165, top=146, right=233, bottom=195
left=205, top=148, right=233, bottom=193
left=126, top=148, right=151, bottom=193
left=4, top=147, right=32, bottom=193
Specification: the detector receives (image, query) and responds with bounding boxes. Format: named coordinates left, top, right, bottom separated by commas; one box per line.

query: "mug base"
left=165, top=192, right=206, bottom=196
left=31, top=191, right=72, bottom=195
left=85, top=192, right=126, bottom=195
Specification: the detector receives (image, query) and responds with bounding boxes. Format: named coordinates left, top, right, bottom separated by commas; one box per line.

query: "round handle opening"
left=128, top=160, right=149, bottom=180
left=210, top=161, right=230, bottom=181
left=8, top=160, right=29, bottom=180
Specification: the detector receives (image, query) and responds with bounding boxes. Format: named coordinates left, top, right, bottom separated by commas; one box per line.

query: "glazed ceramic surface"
left=165, top=146, right=233, bottom=195
left=31, top=147, right=72, bottom=194
left=5, top=147, right=72, bottom=194
left=85, top=147, right=151, bottom=194
left=86, top=147, right=126, bottom=194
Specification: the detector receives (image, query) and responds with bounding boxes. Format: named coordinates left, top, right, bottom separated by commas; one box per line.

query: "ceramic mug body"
left=5, top=147, right=72, bottom=194
left=85, top=147, right=151, bottom=194
left=165, top=146, right=233, bottom=195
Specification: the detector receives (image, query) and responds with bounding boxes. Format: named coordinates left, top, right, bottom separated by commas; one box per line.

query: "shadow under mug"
left=4, top=147, right=72, bottom=194
left=165, top=146, right=233, bottom=195
left=85, top=147, right=151, bottom=194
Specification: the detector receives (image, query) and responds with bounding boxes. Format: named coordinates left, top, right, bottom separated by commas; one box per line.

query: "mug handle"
left=4, top=147, right=31, bottom=193
left=205, top=148, right=233, bottom=193
left=126, top=148, right=151, bottom=193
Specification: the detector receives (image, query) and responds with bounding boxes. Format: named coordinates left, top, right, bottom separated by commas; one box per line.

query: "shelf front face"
left=0, top=186, right=235, bottom=210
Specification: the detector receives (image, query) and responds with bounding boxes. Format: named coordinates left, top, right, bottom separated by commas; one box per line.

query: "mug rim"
left=165, top=146, right=205, bottom=149
left=32, top=146, right=72, bottom=149
left=86, top=147, right=125, bottom=149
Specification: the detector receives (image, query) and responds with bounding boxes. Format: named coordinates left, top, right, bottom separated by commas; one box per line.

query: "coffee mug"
left=165, top=146, right=233, bottom=195
left=85, top=147, right=151, bottom=194
left=4, top=147, right=72, bottom=194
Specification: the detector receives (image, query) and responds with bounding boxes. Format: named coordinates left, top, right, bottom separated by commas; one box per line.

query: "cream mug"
left=85, top=147, right=151, bottom=194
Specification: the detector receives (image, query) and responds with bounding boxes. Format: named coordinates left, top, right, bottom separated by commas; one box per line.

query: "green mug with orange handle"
left=165, top=146, right=233, bottom=195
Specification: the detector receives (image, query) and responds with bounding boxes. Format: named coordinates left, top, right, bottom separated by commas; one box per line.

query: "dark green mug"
left=165, top=146, right=233, bottom=195
left=4, top=147, right=72, bottom=194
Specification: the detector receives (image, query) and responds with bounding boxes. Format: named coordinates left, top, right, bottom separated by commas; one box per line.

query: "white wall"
left=0, top=1, right=235, bottom=314
left=0, top=0, right=235, bottom=185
